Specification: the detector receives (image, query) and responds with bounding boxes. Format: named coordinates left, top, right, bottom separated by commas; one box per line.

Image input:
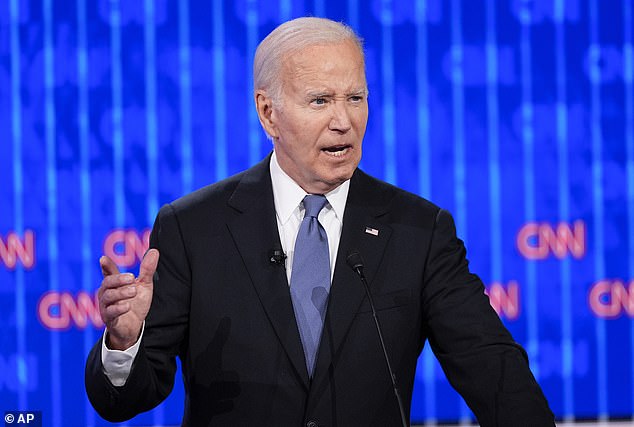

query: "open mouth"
left=322, top=145, right=352, bottom=157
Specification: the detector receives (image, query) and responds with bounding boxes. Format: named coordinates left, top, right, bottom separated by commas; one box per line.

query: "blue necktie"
left=290, top=194, right=331, bottom=376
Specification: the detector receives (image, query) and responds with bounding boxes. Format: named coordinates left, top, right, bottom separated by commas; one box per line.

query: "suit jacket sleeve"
left=85, top=203, right=191, bottom=422
left=422, top=209, right=554, bottom=427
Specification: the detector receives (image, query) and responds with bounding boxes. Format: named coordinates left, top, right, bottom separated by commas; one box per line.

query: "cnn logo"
left=588, top=280, right=634, bottom=319
left=516, top=221, right=586, bottom=260
left=37, top=291, right=104, bottom=330
left=0, top=230, right=35, bottom=270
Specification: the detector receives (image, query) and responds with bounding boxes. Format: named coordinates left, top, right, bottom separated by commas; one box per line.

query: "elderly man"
left=85, top=17, right=554, bottom=427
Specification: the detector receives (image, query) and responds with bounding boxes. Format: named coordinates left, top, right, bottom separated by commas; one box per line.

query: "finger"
left=100, top=285, right=137, bottom=306
left=137, top=248, right=159, bottom=283
left=101, top=272, right=135, bottom=290
left=103, top=300, right=132, bottom=321
left=100, top=255, right=120, bottom=277
left=99, top=298, right=130, bottom=324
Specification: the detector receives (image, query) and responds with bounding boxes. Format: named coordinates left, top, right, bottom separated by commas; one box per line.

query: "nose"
left=328, top=101, right=352, bottom=134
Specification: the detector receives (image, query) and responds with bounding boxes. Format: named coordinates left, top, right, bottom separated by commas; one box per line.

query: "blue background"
left=1, top=0, right=633, bottom=426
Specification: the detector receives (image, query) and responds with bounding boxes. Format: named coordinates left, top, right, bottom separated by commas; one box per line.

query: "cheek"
left=352, top=109, right=369, bottom=128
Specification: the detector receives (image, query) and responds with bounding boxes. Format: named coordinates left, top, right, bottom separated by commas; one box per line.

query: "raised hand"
left=97, top=249, right=159, bottom=350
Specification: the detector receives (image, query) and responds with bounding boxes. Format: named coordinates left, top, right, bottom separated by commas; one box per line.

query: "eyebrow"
left=305, top=88, right=368, bottom=99
left=306, top=91, right=333, bottom=99
left=348, top=88, right=368, bottom=96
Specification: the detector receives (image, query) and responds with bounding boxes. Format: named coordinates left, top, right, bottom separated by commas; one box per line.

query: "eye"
left=311, top=97, right=327, bottom=106
left=349, top=95, right=365, bottom=103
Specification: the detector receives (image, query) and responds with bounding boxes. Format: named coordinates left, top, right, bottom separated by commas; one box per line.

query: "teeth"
left=324, top=147, right=349, bottom=157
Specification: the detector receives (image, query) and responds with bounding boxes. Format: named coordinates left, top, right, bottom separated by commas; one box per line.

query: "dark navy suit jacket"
left=86, top=155, right=554, bottom=426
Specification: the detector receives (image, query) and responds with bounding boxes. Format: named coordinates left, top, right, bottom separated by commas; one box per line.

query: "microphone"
left=269, top=249, right=287, bottom=266
left=346, top=251, right=409, bottom=427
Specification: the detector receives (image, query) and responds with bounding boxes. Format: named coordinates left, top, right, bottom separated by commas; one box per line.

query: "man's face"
left=259, top=39, right=368, bottom=194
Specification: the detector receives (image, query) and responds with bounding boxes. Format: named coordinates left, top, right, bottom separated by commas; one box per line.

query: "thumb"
left=138, top=248, right=160, bottom=283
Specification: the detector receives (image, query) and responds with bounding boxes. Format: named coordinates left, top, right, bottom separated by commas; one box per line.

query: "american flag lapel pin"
left=365, top=226, right=379, bottom=236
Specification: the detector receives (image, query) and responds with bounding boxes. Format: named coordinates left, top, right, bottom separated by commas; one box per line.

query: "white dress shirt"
left=270, top=151, right=349, bottom=283
left=101, top=152, right=350, bottom=386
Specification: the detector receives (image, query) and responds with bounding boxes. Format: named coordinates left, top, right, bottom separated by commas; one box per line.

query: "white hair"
left=253, top=17, right=364, bottom=103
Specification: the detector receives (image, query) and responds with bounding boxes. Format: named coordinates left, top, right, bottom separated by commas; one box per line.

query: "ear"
left=255, top=89, right=278, bottom=139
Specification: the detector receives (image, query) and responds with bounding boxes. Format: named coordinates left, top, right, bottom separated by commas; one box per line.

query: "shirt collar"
left=269, top=151, right=350, bottom=224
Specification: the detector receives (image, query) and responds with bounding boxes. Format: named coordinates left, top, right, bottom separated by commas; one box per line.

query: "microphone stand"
left=347, top=252, right=409, bottom=427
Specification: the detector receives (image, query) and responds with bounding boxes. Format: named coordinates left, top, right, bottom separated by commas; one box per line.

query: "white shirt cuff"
left=100, top=322, right=145, bottom=386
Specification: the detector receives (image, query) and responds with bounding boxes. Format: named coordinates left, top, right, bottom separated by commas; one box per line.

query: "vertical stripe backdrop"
left=0, top=1, right=632, bottom=425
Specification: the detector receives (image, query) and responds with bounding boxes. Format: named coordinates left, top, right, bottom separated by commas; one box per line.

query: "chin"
left=312, top=162, right=359, bottom=191
left=324, top=171, right=355, bottom=188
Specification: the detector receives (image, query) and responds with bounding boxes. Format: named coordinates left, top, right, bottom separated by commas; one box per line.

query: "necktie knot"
left=302, top=194, right=328, bottom=219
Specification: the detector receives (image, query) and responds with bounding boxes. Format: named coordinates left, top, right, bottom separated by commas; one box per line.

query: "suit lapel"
left=226, top=156, right=310, bottom=388
left=225, top=161, right=395, bottom=391
left=312, top=169, right=394, bottom=380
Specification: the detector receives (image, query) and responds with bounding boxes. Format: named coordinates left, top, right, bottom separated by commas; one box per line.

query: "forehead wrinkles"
left=281, top=46, right=366, bottom=96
